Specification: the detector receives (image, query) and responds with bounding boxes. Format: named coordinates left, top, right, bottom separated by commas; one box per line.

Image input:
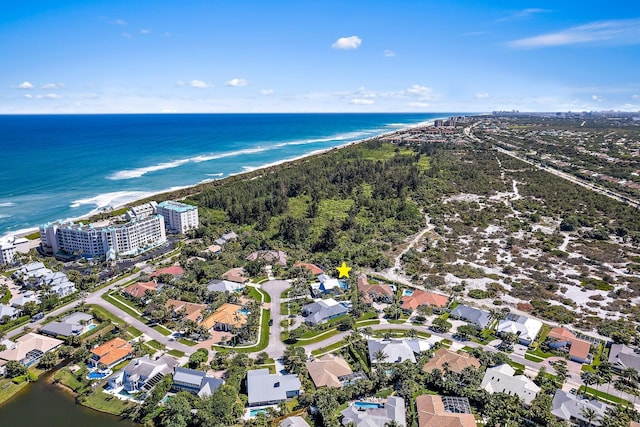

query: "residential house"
left=357, top=274, right=395, bottom=304
left=496, top=314, right=542, bottom=346
left=400, top=290, right=448, bottom=313
left=200, top=303, right=247, bottom=332
left=480, top=364, right=540, bottom=405
left=279, top=416, right=311, bottom=427
left=310, top=275, right=345, bottom=297
left=293, top=262, right=324, bottom=276
left=150, top=265, right=184, bottom=278
left=608, top=344, right=640, bottom=372
left=172, top=366, right=223, bottom=398
left=204, top=244, right=222, bottom=254
left=108, top=355, right=178, bottom=393
left=246, top=250, right=288, bottom=267
left=222, top=267, right=249, bottom=284
left=246, top=368, right=301, bottom=406
left=122, top=281, right=158, bottom=299
left=422, top=348, right=480, bottom=374
left=367, top=338, right=436, bottom=364
left=215, top=232, right=238, bottom=246
left=450, top=305, right=491, bottom=329
left=0, top=333, right=63, bottom=367
left=206, top=279, right=245, bottom=293
left=89, top=337, right=133, bottom=368
left=40, top=312, right=93, bottom=337
left=306, top=354, right=362, bottom=388
left=164, top=299, right=207, bottom=323
left=416, top=395, right=476, bottom=427
left=551, top=390, right=608, bottom=426
left=11, top=291, right=40, bottom=308
left=301, top=298, right=349, bottom=326
left=547, top=327, right=592, bottom=364
left=340, top=396, right=406, bottom=427
left=12, top=262, right=76, bottom=296
left=0, top=304, right=19, bottom=322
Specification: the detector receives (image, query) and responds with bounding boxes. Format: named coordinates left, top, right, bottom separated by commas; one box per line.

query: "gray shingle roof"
left=247, top=368, right=301, bottom=405
left=551, top=390, right=608, bottom=425
left=450, top=305, right=491, bottom=328
left=174, top=366, right=206, bottom=387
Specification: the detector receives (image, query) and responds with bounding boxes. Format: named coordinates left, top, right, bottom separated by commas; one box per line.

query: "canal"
left=0, top=371, right=137, bottom=427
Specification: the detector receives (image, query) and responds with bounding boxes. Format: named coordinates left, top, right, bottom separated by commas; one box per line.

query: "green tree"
left=38, top=351, right=58, bottom=370
left=188, top=348, right=209, bottom=369
left=430, top=317, right=452, bottom=333
left=159, top=392, right=192, bottom=427
left=5, top=360, right=27, bottom=378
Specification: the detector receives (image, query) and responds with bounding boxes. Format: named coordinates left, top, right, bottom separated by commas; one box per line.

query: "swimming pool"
left=238, top=308, right=250, bottom=315
left=87, top=370, right=111, bottom=380
left=354, top=401, right=383, bottom=409
left=338, top=280, right=348, bottom=289
left=87, top=324, right=97, bottom=331
left=249, top=408, right=267, bottom=417
left=402, top=289, right=414, bottom=296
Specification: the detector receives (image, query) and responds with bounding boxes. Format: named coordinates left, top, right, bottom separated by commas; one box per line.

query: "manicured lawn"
left=294, top=329, right=343, bottom=346
left=311, top=339, right=348, bottom=356
left=375, top=388, right=394, bottom=398
left=388, top=319, right=407, bottom=324
left=0, top=379, right=30, bottom=406
left=146, top=340, right=165, bottom=350
left=55, top=367, right=89, bottom=392
left=211, top=309, right=271, bottom=353
left=524, top=353, right=545, bottom=362
left=102, top=292, right=148, bottom=324
left=89, top=305, right=122, bottom=325
left=153, top=324, right=172, bottom=336
left=579, top=385, right=628, bottom=405
left=127, top=326, right=143, bottom=338
left=177, top=338, right=197, bottom=346
left=168, top=349, right=185, bottom=357
left=81, top=389, right=135, bottom=415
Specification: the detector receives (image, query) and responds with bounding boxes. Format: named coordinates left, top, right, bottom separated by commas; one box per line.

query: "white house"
left=496, top=314, right=542, bottom=346
left=480, top=364, right=540, bottom=405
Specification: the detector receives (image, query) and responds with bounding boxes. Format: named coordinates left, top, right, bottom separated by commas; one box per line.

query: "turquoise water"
left=237, top=308, right=250, bottom=315
left=403, top=289, right=414, bottom=296
left=249, top=408, right=267, bottom=417
left=354, top=401, right=383, bottom=409
left=0, top=113, right=459, bottom=238
left=87, top=324, right=97, bottom=331
left=87, top=370, right=110, bottom=379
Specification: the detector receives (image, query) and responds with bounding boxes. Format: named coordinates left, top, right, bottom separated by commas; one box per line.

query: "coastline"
left=6, top=117, right=444, bottom=242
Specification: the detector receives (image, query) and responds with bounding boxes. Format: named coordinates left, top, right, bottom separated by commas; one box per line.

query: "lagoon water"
left=0, top=113, right=453, bottom=238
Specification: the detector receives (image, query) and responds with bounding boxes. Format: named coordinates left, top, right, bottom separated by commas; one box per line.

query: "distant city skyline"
left=1, top=0, right=639, bottom=114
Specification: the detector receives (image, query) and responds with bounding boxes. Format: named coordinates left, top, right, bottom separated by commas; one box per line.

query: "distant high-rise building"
left=0, top=242, right=16, bottom=265
left=433, top=119, right=444, bottom=127
left=156, top=201, right=199, bottom=234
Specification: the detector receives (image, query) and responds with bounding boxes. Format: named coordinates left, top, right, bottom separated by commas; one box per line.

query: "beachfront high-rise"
left=156, top=201, right=199, bottom=234
left=0, top=241, right=16, bottom=265
left=40, top=215, right=166, bottom=258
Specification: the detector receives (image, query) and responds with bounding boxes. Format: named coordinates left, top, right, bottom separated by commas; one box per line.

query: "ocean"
left=0, top=113, right=455, bottom=238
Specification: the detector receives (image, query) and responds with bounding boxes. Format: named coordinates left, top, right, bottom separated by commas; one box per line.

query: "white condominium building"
left=40, top=215, right=166, bottom=258
left=0, top=242, right=16, bottom=265
left=156, top=201, right=199, bottom=234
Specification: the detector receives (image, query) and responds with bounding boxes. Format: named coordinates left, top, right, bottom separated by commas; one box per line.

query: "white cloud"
left=495, top=8, right=549, bottom=23
left=332, top=36, right=362, bottom=50
left=24, top=94, right=32, bottom=99
left=16, top=81, right=35, bottom=90
left=259, top=89, right=275, bottom=96
left=189, top=80, right=213, bottom=89
left=632, top=94, right=639, bottom=100
left=383, top=49, right=396, bottom=57
left=140, top=29, right=151, bottom=35
left=350, top=98, right=374, bottom=105
left=226, top=78, right=248, bottom=87
left=36, top=93, right=62, bottom=99
left=405, top=84, right=433, bottom=99
left=408, top=102, right=430, bottom=108
left=508, top=18, right=640, bottom=48
left=82, top=93, right=100, bottom=99
left=475, top=93, right=490, bottom=99
left=42, top=83, right=65, bottom=90
left=592, top=95, right=603, bottom=102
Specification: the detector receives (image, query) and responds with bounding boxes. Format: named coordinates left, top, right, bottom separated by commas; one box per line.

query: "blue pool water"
left=87, top=324, right=97, bottom=331
left=87, top=371, right=109, bottom=379
left=249, top=409, right=267, bottom=417
left=338, top=280, right=348, bottom=289
left=355, top=401, right=383, bottom=409
left=403, top=289, right=414, bottom=296
left=238, top=308, right=250, bottom=315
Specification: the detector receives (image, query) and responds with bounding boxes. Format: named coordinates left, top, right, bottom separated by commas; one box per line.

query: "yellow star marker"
left=336, top=261, right=352, bottom=278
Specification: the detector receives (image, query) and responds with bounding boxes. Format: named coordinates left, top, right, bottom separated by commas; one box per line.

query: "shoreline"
left=5, top=117, right=446, bottom=242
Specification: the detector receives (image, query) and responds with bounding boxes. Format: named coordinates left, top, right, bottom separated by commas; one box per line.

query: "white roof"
left=480, top=364, right=540, bottom=405
left=497, top=315, right=542, bottom=343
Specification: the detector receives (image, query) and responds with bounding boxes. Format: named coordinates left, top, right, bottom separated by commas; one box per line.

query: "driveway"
left=260, top=280, right=291, bottom=360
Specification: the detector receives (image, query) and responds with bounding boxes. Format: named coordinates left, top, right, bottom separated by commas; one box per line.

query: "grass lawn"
left=388, top=319, right=408, bottom=324
left=153, top=324, right=172, bottom=336
left=89, top=305, right=123, bottom=325
left=0, top=379, right=30, bottom=406
left=211, top=309, right=271, bottom=353
left=311, top=339, right=348, bottom=356
left=579, top=385, right=629, bottom=405
left=127, top=326, right=143, bottom=338
left=294, top=329, right=343, bottom=346
left=102, top=292, right=148, bottom=324
left=81, top=389, right=135, bottom=415
left=524, top=353, right=545, bottom=363
left=168, top=349, right=185, bottom=357
left=145, top=340, right=165, bottom=350
left=375, top=388, right=394, bottom=398
left=177, top=338, right=197, bottom=346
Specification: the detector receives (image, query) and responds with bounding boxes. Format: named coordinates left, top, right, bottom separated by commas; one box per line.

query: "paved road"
left=260, top=279, right=291, bottom=360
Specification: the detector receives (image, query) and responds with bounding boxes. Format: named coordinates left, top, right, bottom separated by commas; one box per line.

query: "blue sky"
left=1, top=0, right=639, bottom=113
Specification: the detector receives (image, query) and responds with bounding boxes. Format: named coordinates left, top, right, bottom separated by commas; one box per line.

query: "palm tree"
left=407, top=328, right=418, bottom=339
left=580, top=407, right=599, bottom=427
left=372, top=349, right=388, bottom=364
left=581, top=371, right=597, bottom=397
left=554, top=360, right=569, bottom=386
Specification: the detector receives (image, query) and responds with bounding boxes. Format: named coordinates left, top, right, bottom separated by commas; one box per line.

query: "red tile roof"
left=293, top=262, right=324, bottom=275
left=548, top=327, right=576, bottom=341
left=123, top=281, right=158, bottom=298
left=91, top=337, right=133, bottom=367
left=150, top=265, right=185, bottom=277
left=569, top=338, right=591, bottom=361
left=401, top=290, right=448, bottom=311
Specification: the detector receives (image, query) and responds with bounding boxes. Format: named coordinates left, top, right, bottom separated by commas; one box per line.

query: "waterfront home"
left=172, top=366, right=223, bottom=398
left=206, top=279, right=245, bottom=293
left=480, top=364, right=540, bottom=405
left=164, top=299, right=207, bottom=323
left=340, top=396, right=405, bottom=427
left=367, top=338, right=435, bottom=365
left=416, top=395, right=476, bottom=427
left=422, top=348, right=480, bottom=374
left=496, top=314, right=542, bottom=346
left=546, top=327, right=592, bottom=363
left=608, top=344, right=640, bottom=372
left=0, top=333, right=63, bottom=367
left=246, top=250, right=288, bottom=267
left=150, top=265, right=185, bottom=278
left=11, top=262, right=76, bottom=297
left=0, top=304, right=19, bottom=322
left=357, top=274, right=394, bottom=304
left=301, top=298, right=349, bottom=326
left=200, top=303, right=247, bottom=332
left=222, top=267, right=249, bottom=284
left=108, top=354, right=178, bottom=393
left=310, top=275, right=345, bottom=297
left=293, top=262, right=324, bottom=276
left=122, top=281, right=158, bottom=299
left=449, top=304, right=491, bottom=329
left=306, top=354, right=356, bottom=388
left=0, top=241, right=16, bottom=265
left=89, top=337, right=133, bottom=368
left=400, top=290, right=448, bottom=313
left=279, top=416, right=310, bottom=427
left=551, top=390, right=608, bottom=426
left=246, top=368, right=301, bottom=406
left=40, top=312, right=93, bottom=337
